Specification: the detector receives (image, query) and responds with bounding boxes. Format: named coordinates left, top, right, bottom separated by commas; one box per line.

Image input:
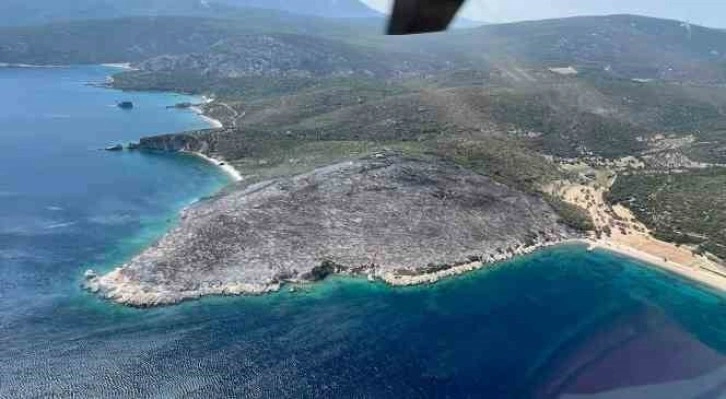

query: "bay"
left=0, top=66, right=724, bottom=399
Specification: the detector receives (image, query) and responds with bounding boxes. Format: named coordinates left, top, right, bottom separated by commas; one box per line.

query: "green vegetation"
left=0, top=14, right=370, bottom=64
left=448, top=87, right=649, bottom=157
left=609, top=168, right=726, bottom=259
left=437, top=137, right=564, bottom=192
left=113, top=72, right=324, bottom=99
left=0, top=0, right=380, bottom=27
left=10, top=11, right=726, bottom=251
left=544, top=195, right=595, bottom=232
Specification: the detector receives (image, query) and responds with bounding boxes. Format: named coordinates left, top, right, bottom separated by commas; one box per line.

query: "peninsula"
left=55, top=13, right=726, bottom=305
left=85, top=155, right=576, bottom=306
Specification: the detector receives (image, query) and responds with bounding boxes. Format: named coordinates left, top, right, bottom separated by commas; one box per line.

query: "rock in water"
left=117, top=101, right=134, bottom=110
left=167, top=102, right=194, bottom=109
left=89, top=156, right=576, bottom=306
left=105, top=144, right=123, bottom=151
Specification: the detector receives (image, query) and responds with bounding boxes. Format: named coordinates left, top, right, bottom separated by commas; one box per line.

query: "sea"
left=0, top=65, right=724, bottom=399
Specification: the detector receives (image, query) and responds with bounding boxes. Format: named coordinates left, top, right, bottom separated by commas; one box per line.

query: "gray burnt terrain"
left=86, top=155, right=575, bottom=306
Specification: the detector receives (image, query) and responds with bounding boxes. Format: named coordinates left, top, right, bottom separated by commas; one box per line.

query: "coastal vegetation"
left=609, top=168, right=726, bottom=259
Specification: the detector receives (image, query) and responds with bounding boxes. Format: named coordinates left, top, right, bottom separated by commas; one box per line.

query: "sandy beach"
left=101, top=62, right=136, bottom=70
left=553, top=176, right=726, bottom=293
left=587, top=239, right=726, bottom=293
left=185, top=151, right=242, bottom=182
left=183, top=102, right=238, bottom=180
left=191, top=106, right=224, bottom=128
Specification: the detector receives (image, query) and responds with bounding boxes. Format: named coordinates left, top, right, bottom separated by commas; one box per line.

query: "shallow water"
left=0, top=66, right=724, bottom=398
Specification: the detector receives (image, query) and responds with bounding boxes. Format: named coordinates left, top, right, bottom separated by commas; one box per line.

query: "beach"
left=588, top=239, right=726, bottom=293
left=187, top=106, right=240, bottom=181
left=553, top=177, right=726, bottom=294
left=185, top=150, right=242, bottom=182
left=191, top=106, right=224, bottom=128
left=100, top=62, right=136, bottom=70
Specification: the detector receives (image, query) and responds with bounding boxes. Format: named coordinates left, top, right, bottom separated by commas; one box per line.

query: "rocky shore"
left=84, top=155, right=578, bottom=307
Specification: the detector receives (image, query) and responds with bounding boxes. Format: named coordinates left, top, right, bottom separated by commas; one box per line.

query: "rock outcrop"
left=86, top=156, right=577, bottom=306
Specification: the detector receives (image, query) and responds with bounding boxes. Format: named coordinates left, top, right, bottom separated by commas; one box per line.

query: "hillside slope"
left=391, top=14, right=726, bottom=83
left=0, top=14, right=367, bottom=64
left=85, top=155, right=575, bottom=306
left=0, top=0, right=380, bottom=27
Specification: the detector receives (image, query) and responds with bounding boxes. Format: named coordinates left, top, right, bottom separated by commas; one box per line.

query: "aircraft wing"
left=387, top=0, right=466, bottom=35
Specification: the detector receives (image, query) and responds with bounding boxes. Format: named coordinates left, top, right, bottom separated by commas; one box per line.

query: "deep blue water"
left=0, top=66, right=725, bottom=399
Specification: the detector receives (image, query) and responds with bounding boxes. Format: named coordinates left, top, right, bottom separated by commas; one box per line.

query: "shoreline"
left=87, top=85, right=725, bottom=306
left=86, top=234, right=725, bottom=308
left=191, top=105, right=224, bottom=128
left=84, top=227, right=726, bottom=308
left=85, top=237, right=578, bottom=307
left=101, top=62, right=137, bottom=71
left=379, top=239, right=577, bottom=286
left=0, top=62, right=65, bottom=68
left=183, top=151, right=242, bottom=182
left=587, top=239, right=726, bottom=294
left=381, top=237, right=724, bottom=294
left=551, top=176, right=726, bottom=295
left=188, top=102, right=238, bottom=180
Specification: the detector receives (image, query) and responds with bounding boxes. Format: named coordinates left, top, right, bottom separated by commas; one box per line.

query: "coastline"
left=84, top=163, right=726, bottom=307
left=84, top=162, right=726, bottom=307
left=101, top=62, right=136, bottom=70
left=191, top=105, right=224, bottom=128
left=85, top=226, right=726, bottom=308
left=86, top=82, right=724, bottom=305
left=86, top=236, right=577, bottom=307
left=183, top=150, right=242, bottom=182
left=186, top=105, right=240, bottom=181
left=0, top=62, right=64, bottom=68
left=381, top=236, right=722, bottom=294
left=379, top=239, right=577, bottom=286
left=551, top=178, right=726, bottom=295
left=587, top=239, right=726, bottom=294
left=87, top=232, right=725, bottom=308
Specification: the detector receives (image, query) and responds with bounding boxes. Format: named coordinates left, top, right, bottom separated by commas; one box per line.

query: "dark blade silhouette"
left=387, top=0, right=465, bottom=35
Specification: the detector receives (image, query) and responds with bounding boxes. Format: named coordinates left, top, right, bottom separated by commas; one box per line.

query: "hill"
left=105, top=14, right=726, bottom=267
left=390, top=14, right=726, bottom=84
left=220, top=0, right=381, bottom=19
left=0, top=0, right=233, bottom=26
left=0, top=14, right=368, bottom=64
left=5, top=13, right=726, bottom=84
left=3, top=11, right=724, bottom=273
left=85, top=155, right=575, bottom=306
left=0, top=0, right=380, bottom=27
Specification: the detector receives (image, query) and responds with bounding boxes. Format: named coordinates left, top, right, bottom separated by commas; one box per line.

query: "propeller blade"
left=387, top=0, right=465, bottom=35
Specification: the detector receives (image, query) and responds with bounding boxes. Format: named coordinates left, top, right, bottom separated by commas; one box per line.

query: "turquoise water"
left=0, top=66, right=725, bottom=398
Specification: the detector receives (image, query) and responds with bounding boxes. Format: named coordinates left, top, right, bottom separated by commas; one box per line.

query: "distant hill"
left=0, top=14, right=371, bottom=64
left=4, top=13, right=726, bottom=86
left=220, top=0, right=381, bottom=19
left=0, top=0, right=380, bottom=27
left=392, top=14, right=726, bottom=83
left=0, top=0, right=231, bottom=26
